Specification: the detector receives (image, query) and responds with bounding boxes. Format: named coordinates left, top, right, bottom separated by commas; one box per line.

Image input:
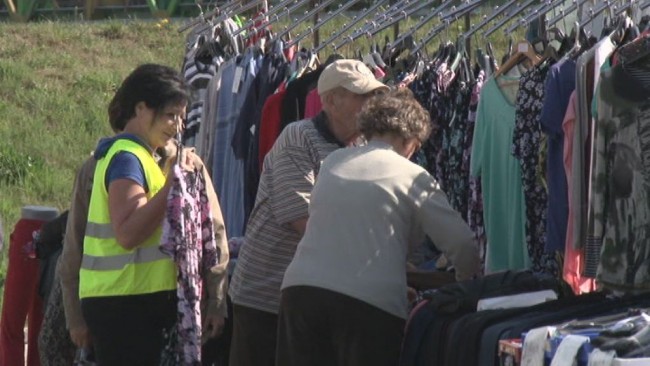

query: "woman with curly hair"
left=276, top=88, right=481, bottom=366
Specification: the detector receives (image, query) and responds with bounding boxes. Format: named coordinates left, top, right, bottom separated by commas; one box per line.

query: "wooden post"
left=84, top=0, right=96, bottom=19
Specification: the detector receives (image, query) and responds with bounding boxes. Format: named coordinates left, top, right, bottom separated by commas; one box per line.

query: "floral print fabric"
left=512, top=65, right=559, bottom=276
left=411, top=66, right=488, bottom=270
left=467, top=71, right=487, bottom=270
left=161, top=164, right=219, bottom=365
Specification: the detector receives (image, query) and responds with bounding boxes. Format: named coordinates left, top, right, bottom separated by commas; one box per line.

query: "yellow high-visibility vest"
left=79, top=138, right=176, bottom=299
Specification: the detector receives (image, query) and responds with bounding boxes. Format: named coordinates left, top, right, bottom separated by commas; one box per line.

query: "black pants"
left=202, top=296, right=234, bottom=366
left=277, top=286, right=405, bottom=366
left=81, top=290, right=176, bottom=366
left=229, top=304, right=278, bottom=366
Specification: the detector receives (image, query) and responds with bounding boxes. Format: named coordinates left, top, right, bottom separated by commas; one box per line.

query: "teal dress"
left=470, top=76, right=531, bottom=272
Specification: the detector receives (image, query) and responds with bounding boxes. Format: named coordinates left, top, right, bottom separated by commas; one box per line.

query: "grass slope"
left=0, top=21, right=185, bottom=309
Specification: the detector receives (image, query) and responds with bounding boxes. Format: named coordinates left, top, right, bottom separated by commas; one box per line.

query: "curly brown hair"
left=357, top=88, right=431, bottom=143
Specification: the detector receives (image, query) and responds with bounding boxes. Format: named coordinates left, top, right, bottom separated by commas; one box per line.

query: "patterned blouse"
left=161, top=164, right=220, bottom=365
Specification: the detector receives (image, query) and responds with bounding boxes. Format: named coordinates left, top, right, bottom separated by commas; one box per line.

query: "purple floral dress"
left=161, top=165, right=219, bottom=365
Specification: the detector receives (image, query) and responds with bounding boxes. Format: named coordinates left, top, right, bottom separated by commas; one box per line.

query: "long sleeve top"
left=283, top=141, right=481, bottom=319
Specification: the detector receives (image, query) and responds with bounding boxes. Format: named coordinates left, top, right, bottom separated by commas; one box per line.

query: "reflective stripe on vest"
left=79, top=138, right=176, bottom=298
left=85, top=222, right=114, bottom=239
left=81, top=245, right=171, bottom=271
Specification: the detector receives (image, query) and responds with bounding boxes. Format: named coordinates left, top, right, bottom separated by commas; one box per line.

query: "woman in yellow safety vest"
left=79, top=64, right=194, bottom=365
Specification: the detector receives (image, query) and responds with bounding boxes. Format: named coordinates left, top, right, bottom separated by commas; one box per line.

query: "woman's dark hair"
left=358, top=88, right=431, bottom=143
left=108, top=64, right=189, bottom=132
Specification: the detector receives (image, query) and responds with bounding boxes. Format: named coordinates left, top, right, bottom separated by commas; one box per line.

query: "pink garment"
left=374, top=67, right=386, bottom=80
left=160, top=165, right=219, bottom=364
left=303, top=88, right=322, bottom=119
left=562, top=91, right=596, bottom=295
left=436, top=62, right=456, bottom=92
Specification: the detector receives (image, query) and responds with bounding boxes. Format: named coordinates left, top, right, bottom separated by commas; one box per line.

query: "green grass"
left=0, top=20, right=185, bottom=311
left=0, top=11, right=521, bottom=311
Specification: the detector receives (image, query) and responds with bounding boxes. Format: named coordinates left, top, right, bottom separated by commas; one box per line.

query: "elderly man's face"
left=322, top=87, right=379, bottom=145
left=332, top=88, right=374, bottom=123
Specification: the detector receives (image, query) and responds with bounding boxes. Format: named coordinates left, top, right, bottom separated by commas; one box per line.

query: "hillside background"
left=0, top=20, right=185, bottom=306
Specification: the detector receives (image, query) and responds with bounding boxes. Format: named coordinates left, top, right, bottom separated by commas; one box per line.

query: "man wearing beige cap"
left=228, top=59, right=388, bottom=366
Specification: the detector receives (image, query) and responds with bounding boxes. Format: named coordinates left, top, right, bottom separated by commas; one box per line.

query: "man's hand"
left=202, top=314, right=225, bottom=343
left=69, top=325, right=92, bottom=349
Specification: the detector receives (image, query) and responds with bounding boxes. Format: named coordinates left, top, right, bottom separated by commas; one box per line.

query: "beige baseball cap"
left=317, top=59, right=390, bottom=95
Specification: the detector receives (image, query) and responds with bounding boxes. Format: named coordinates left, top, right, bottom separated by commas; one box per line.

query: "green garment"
left=591, top=61, right=612, bottom=120
left=470, top=77, right=531, bottom=272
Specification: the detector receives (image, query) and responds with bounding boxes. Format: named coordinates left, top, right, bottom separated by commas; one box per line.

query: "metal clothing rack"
left=462, top=0, right=519, bottom=39
left=484, top=0, right=536, bottom=37
left=231, top=0, right=300, bottom=38
left=274, top=0, right=338, bottom=40
left=286, top=0, right=364, bottom=48
left=313, top=0, right=389, bottom=53
left=177, top=0, right=246, bottom=33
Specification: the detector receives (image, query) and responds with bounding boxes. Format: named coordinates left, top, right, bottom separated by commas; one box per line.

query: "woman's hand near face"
left=161, top=140, right=203, bottom=176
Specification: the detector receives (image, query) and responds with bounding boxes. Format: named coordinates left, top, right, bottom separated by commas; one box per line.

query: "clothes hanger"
left=284, top=0, right=363, bottom=49
left=579, top=0, right=614, bottom=29
left=293, top=49, right=320, bottom=78
left=411, top=24, right=446, bottom=57
left=505, top=1, right=550, bottom=35
left=614, top=0, right=637, bottom=16
left=484, top=0, right=537, bottom=38
left=362, top=47, right=380, bottom=69
left=363, top=0, right=412, bottom=27
left=193, top=0, right=270, bottom=36
left=536, top=0, right=567, bottom=21
left=356, top=0, right=444, bottom=41
left=483, top=41, right=499, bottom=74
left=390, top=0, right=454, bottom=51
left=195, top=33, right=226, bottom=62
left=534, top=22, right=565, bottom=64
left=335, top=0, right=441, bottom=50
left=372, top=43, right=388, bottom=69
left=561, top=21, right=585, bottom=61
left=451, top=36, right=466, bottom=72
left=340, top=0, right=412, bottom=41
left=546, top=0, right=591, bottom=28
left=505, top=0, right=566, bottom=35
left=595, top=2, right=622, bottom=40
left=493, top=40, right=541, bottom=77
left=256, top=0, right=312, bottom=39
left=231, top=0, right=300, bottom=38
left=179, top=3, right=209, bottom=34
left=313, top=0, right=389, bottom=54
left=177, top=1, right=242, bottom=33
left=462, top=47, right=475, bottom=83
left=289, top=48, right=308, bottom=74
left=411, top=0, right=482, bottom=55
left=462, top=0, right=520, bottom=39
left=275, top=0, right=338, bottom=41
left=605, top=0, right=637, bottom=45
